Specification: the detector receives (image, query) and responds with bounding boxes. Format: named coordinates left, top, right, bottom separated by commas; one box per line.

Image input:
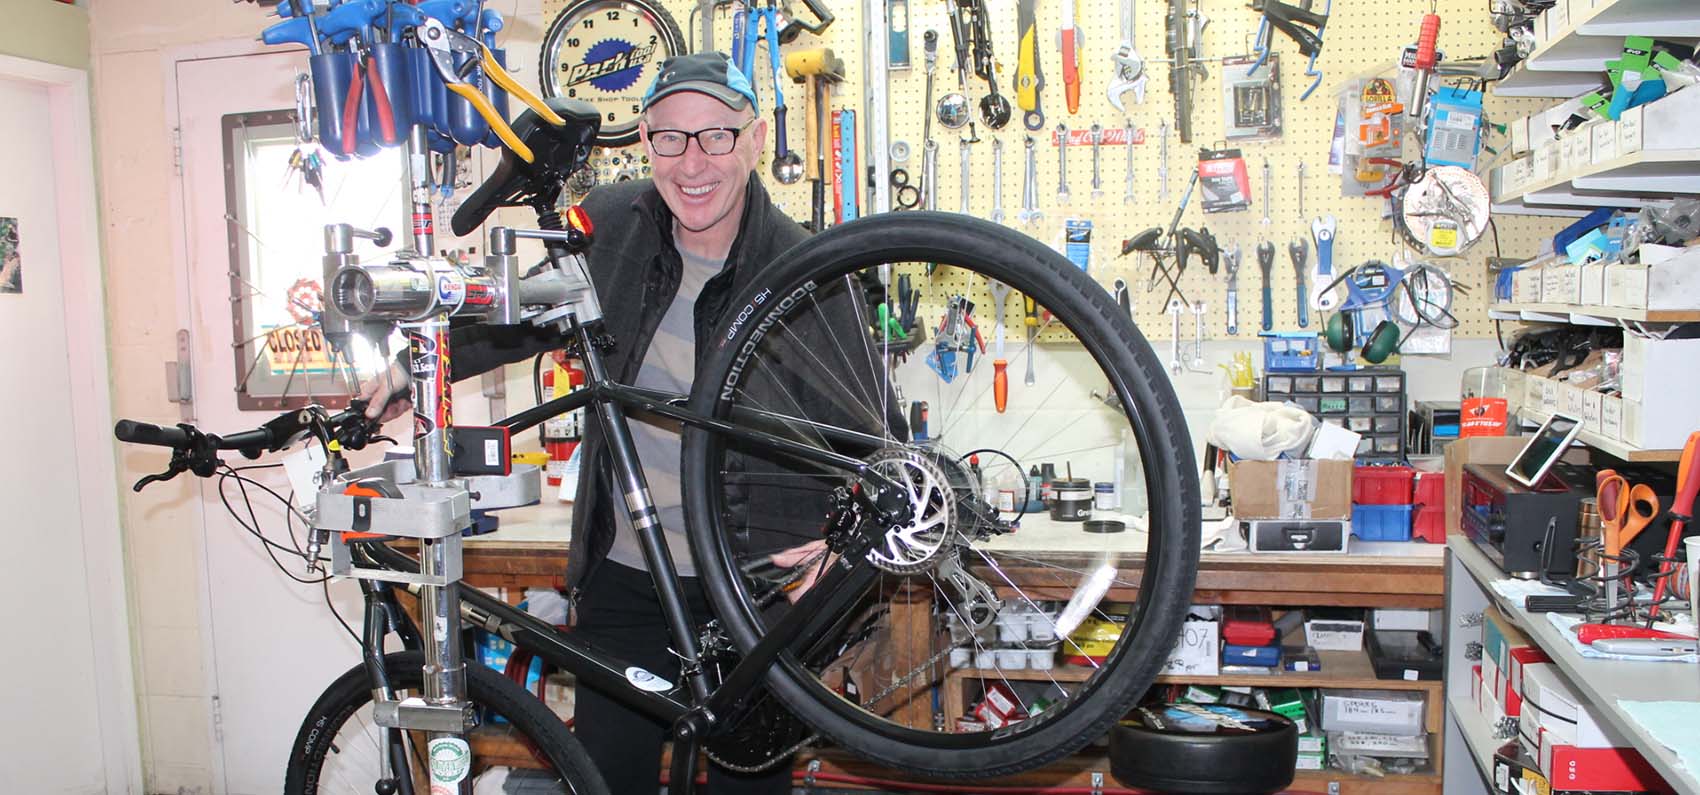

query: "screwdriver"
left=909, top=401, right=929, bottom=441
left=1649, top=431, right=1700, bottom=619
left=1023, top=294, right=1040, bottom=386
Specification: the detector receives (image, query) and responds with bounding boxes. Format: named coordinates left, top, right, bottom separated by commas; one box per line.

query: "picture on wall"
left=0, top=216, right=19, bottom=294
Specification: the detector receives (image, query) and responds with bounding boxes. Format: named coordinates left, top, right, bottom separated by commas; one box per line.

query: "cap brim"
left=644, top=81, right=752, bottom=112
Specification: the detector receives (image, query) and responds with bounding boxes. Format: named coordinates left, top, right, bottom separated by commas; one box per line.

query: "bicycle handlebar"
left=113, top=419, right=276, bottom=453
left=113, top=402, right=381, bottom=491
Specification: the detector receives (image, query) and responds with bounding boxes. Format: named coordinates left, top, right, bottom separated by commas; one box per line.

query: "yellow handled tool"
left=420, top=18, right=565, bottom=163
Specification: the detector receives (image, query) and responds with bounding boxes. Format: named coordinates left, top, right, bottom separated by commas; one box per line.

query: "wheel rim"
left=691, top=216, right=1199, bottom=760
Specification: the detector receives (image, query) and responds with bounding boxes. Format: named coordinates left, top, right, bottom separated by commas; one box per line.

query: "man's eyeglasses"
left=646, top=119, right=755, bottom=158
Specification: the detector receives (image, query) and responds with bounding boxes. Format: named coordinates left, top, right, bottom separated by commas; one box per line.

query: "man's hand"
left=358, top=358, right=413, bottom=422
left=771, top=539, right=835, bottom=604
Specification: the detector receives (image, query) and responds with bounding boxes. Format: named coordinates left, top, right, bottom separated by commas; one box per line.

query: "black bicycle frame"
left=364, top=314, right=899, bottom=790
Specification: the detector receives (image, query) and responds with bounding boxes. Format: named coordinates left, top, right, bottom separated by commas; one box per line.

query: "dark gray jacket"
left=451, top=173, right=895, bottom=596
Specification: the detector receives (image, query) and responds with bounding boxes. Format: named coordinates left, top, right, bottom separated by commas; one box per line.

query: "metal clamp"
left=374, top=696, right=476, bottom=733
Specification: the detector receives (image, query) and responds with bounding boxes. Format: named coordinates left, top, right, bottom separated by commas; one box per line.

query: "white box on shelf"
left=1589, top=119, right=1618, bottom=164
left=1602, top=395, right=1624, bottom=441
left=1583, top=390, right=1604, bottom=435
left=1533, top=140, right=1556, bottom=182
left=1540, top=377, right=1560, bottom=414
left=1622, top=398, right=1700, bottom=451
left=1559, top=383, right=1586, bottom=419
left=1579, top=261, right=1607, bottom=305
left=1514, top=267, right=1543, bottom=303
left=1510, top=116, right=1530, bottom=155
left=1547, top=0, right=1569, bottom=33
left=1521, top=663, right=1627, bottom=748
left=1159, top=618, right=1220, bottom=677
left=1372, top=608, right=1437, bottom=632
left=1503, top=368, right=1527, bottom=414
left=1610, top=245, right=1700, bottom=311
left=1523, top=374, right=1546, bottom=414
left=1320, top=689, right=1424, bottom=735
left=1640, top=85, right=1700, bottom=153
left=1305, top=618, right=1364, bottom=651
left=1618, top=104, right=1644, bottom=155
left=1622, top=334, right=1700, bottom=403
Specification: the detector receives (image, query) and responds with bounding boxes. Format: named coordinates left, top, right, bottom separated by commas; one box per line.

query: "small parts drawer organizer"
left=1264, top=370, right=1408, bottom=463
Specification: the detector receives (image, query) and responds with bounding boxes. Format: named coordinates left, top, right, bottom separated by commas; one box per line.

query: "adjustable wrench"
left=1018, top=136, right=1041, bottom=226
left=1056, top=123, right=1071, bottom=204
left=1157, top=120, right=1170, bottom=202
left=1108, top=0, right=1147, bottom=111
left=959, top=136, right=973, bottom=214
left=1288, top=236, right=1310, bottom=328
left=1122, top=118, right=1135, bottom=203
left=1090, top=123, right=1103, bottom=198
left=1256, top=240, right=1274, bottom=332
left=990, top=138, right=1005, bottom=223
left=1223, top=244, right=1242, bottom=335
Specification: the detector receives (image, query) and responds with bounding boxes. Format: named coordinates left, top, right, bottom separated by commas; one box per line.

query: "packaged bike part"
left=1423, top=86, right=1484, bottom=169
left=1222, top=54, right=1283, bottom=141
left=1198, top=147, right=1251, bottom=213
left=1063, top=219, right=1092, bottom=272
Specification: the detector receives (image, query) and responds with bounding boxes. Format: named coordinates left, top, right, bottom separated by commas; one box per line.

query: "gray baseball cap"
left=641, top=52, right=760, bottom=114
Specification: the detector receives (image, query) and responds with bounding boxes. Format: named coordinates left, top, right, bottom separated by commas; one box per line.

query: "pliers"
left=418, top=18, right=566, bottom=164
left=341, top=38, right=398, bottom=155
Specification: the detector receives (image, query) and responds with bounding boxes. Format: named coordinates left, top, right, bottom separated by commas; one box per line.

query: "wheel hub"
left=864, top=447, right=958, bottom=574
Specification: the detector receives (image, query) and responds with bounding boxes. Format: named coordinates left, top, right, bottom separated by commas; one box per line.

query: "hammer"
left=784, top=48, right=844, bottom=232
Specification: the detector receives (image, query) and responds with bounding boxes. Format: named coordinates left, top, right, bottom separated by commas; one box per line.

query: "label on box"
left=1524, top=375, right=1546, bottom=411
left=1560, top=384, right=1586, bottom=418
left=1591, top=121, right=1619, bottom=163
left=1619, top=105, right=1644, bottom=154
left=1161, top=620, right=1221, bottom=677
left=1602, top=396, right=1623, bottom=440
left=1540, top=378, right=1560, bottom=413
left=1533, top=143, right=1554, bottom=182
left=1548, top=0, right=1569, bottom=32
left=1332, top=731, right=1428, bottom=757
left=1583, top=391, right=1604, bottom=435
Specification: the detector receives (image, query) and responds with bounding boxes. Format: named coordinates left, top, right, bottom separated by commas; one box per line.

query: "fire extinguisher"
left=541, top=352, right=584, bottom=487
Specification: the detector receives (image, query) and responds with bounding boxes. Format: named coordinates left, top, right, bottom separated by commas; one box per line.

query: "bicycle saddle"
left=450, top=97, right=600, bottom=237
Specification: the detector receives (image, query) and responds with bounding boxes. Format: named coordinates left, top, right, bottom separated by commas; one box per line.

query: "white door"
left=0, top=74, right=114, bottom=793
left=175, top=49, right=409, bottom=793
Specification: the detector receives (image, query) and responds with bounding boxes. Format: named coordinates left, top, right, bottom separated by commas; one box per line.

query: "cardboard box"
left=1521, top=663, right=1627, bottom=748
left=1590, top=118, right=1619, bottom=164
left=1618, top=334, right=1700, bottom=449
left=1540, top=732, right=1665, bottom=792
left=1602, top=395, right=1624, bottom=441
left=1161, top=618, right=1221, bottom=677
left=1606, top=245, right=1700, bottom=311
left=1306, top=616, right=1365, bottom=652
left=1320, top=689, right=1424, bottom=735
left=1229, top=459, right=1354, bottom=520
left=1445, top=437, right=1535, bottom=535
left=1372, top=608, right=1437, bottom=632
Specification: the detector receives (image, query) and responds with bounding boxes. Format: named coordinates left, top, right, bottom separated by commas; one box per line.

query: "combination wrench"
left=1018, top=135, right=1041, bottom=226
left=959, top=136, right=973, bottom=214
left=1166, top=299, right=1184, bottom=376
left=1223, top=244, right=1242, bottom=335
left=1260, top=158, right=1271, bottom=226
left=1090, top=123, right=1103, bottom=198
left=1289, top=236, right=1310, bottom=328
left=1257, top=240, right=1274, bottom=332
left=1157, top=119, right=1170, bottom=202
left=1190, top=300, right=1207, bottom=371
left=1297, top=161, right=1307, bottom=220
left=1056, top=123, right=1072, bottom=204
left=1108, top=0, right=1147, bottom=111
left=1122, top=118, right=1135, bottom=204
left=923, top=140, right=940, bottom=211
left=990, top=138, right=1005, bottom=223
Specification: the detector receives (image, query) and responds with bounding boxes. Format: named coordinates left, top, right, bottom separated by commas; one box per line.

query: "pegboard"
left=540, top=0, right=1567, bottom=341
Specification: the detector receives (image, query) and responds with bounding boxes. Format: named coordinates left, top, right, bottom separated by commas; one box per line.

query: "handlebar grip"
left=114, top=420, right=192, bottom=447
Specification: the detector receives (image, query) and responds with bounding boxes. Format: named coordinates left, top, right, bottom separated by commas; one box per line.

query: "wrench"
left=1288, top=236, right=1310, bottom=328
left=1108, top=0, right=1147, bottom=111
left=1257, top=240, right=1274, bottom=332
left=1023, top=293, right=1039, bottom=385
left=923, top=140, right=939, bottom=211
left=1056, top=123, right=1071, bottom=204
left=1018, top=135, right=1041, bottom=226
left=1297, top=161, right=1306, bottom=220
left=1309, top=215, right=1338, bottom=313
left=1166, top=299, right=1184, bottom=376
left=1190, top=300, right=1207, bottom=371
left=1223, top=244, right=1242, bottom=335
left=1122, top=118, right=1135, bottom=204
left=1157, top=119, right=1170, bottom=202
left=987, top=278, right=1011, bottom=357
left=959, top=136, right=973, bottom=214
left=1090, top=123, right=1103, bottom=198
left=990, top=138, right=1005, bottom=223
left=1260, top=158, right=1271, bottom=226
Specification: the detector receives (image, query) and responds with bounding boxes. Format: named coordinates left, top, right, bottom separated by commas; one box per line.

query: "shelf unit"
left=1493, top=147, right=1700, bottom=209
left=1488, top=301, right=1700, bottom=325
left=1444, top=537, right=1700, bottom=795
left=1495, top=0, right=1700, bottom=98
left=1515, top=404, right=1684, bottom=463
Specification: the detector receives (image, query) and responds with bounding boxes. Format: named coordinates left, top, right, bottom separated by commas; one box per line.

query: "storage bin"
left=1410, top=471, right=1445, bottom=543
left=1353, top=466, right=1414, bottom=505
left=1262, top=332, right=1323, bottom=372
left=1352, top=504, right=1413, bottom=541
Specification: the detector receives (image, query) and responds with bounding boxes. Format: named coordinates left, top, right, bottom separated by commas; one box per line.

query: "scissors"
left=1596, top=468, right=1660, bottom=618
left=419, top=18, right=566, bottom=164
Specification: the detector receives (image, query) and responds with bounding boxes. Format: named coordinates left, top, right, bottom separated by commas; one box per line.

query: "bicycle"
left=115, top=99, right=1201, bottom=794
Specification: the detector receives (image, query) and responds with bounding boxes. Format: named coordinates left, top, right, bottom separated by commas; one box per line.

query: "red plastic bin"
left=1411, top=471, right=1445, bottom=543
left=1353, top=465, right=1414, bottom=505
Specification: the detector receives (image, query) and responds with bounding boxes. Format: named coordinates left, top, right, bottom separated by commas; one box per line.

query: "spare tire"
left=1109, top=704, right=1298, bottom=794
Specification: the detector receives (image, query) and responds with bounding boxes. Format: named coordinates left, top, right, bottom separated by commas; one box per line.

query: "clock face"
left=541, top=0, right=686, bottom=148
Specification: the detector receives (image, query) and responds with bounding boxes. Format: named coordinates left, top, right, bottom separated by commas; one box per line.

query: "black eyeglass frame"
left=643, top=117, right=758, bottom=158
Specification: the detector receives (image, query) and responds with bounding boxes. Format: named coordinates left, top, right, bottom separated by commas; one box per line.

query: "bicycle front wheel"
left=682, top=212, right=1200, bottom=778
left=284, top=650, right=608, bottom=795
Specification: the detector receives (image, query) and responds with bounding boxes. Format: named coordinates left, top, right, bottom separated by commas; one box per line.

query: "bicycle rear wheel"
left=284, top=650, right=608, bottom=795
left=682, top=212, right=1200, bottom=778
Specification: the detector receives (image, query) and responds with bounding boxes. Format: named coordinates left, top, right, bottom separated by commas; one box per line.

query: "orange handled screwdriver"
left=994, top=359, right=1008, bottom=412
left=1650, top=431, right=1700, bottom=618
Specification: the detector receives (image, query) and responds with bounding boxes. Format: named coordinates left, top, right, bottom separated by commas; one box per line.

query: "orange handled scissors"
left=1596, top=469, right=1660, bottom=558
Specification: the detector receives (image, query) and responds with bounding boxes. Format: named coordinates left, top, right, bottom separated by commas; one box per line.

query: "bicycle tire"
left=285, top=650, right=609, bottom=795
left=539, top=0, right=687, bottom=148
left=682, top=212, right=1200, bottom=778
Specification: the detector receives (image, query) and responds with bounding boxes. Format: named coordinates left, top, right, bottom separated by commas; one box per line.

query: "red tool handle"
left=1576, top=623, right=1692, bottom=644
left=993, top=360, right=1008, bottom=413
left=1062, top=28, right=1080, bottom=114
left=1650, top=431, right=1700, bottom=617
left=341, top=63, right=365, bottom=156
left=1414, top=13, right=1440, bottom=70
left=366, top=57, right=397, bottom=145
